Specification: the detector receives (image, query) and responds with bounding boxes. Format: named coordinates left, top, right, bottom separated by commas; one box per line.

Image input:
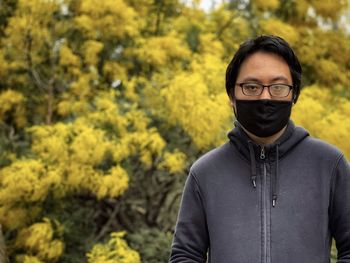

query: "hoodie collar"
left=228, top=120, right=309, bottom=207
left=228, top=120, right=309, bottom=163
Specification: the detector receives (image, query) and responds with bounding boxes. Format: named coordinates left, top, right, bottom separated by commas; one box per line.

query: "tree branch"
left=216, top=12, right=240, bottom=40
left=95, top=200, right=120, bottom=241
left=24, top=29, right=49, bottom=91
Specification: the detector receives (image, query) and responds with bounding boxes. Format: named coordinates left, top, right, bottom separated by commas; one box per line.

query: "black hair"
left=225, top=35, right=302, bottom=103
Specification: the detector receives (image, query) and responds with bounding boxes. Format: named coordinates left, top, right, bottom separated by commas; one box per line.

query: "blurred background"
left=0, top=0, right=349, bottom=262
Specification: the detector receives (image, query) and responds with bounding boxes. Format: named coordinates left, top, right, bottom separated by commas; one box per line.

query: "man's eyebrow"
left=270, top=76, right=290, bottom=82
left=239, top=77, right=260, bottom=82
left=239, top=76, right=290, bottom=83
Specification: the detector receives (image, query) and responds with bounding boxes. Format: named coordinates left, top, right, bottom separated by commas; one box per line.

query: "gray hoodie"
left=170, top=121, right=350, bottom=262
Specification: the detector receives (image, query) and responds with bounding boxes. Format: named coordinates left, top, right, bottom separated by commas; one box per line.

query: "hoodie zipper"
left=260, top=147, right=265, bottom=159
left=260, top=146, right=268, bottom=263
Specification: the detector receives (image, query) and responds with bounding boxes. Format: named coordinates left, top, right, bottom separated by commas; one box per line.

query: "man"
left=169, top=35, right=350, bottom=262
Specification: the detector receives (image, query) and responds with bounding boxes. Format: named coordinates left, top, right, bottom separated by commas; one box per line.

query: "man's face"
left=232, top=51, right=293, bottom=109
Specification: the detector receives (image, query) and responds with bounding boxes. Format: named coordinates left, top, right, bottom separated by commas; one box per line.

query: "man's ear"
left=228, top=95, right=237, bottom=116
left=292, top=95, right=297, bottom=104
left=229, top=93, right=235, bottom=107
left=292, top=91, right=298, bottom=104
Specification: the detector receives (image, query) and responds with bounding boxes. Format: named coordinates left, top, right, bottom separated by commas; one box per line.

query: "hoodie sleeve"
left=169, top=172, right=209, bottom=262
left=330, top=155, right=350, bottom=262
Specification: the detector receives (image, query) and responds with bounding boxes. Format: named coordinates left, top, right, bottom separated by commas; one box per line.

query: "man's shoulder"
left=190, top=142, right=236, bottom=175
left=302, top=136, right=343, bottom=158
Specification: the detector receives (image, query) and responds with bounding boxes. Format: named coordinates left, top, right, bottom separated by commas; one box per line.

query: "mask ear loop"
left=229, top=90, right=237, bottom=116
left=292, top=86, right=299, bottom=104
left=293, top=91, right=297, bottom=103
left=233, top=106, right=237, bottom=117
left=294, top=97, right=298, bottom=104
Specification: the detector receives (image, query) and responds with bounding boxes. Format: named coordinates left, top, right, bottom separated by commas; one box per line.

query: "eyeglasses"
left=236, top=83, right=293, bottom=98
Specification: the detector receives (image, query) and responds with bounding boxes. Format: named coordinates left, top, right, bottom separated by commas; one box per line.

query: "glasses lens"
left=242, top=83, right=263, bottom=96
left=269, top=84, right=290, bottom=97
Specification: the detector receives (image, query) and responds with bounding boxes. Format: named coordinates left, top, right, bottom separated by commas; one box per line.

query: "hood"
left=227, top=120, right=309, bottom=206
left=228, top=120, right=309, bottom=162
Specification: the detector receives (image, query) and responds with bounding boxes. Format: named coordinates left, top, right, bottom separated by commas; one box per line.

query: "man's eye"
left=271, top=85, right=288, bottom=91
left=272, top=85, right=284, bottom=90
left=244, top=84, right=260, bottom=90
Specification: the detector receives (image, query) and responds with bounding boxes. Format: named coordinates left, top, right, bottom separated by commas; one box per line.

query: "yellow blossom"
left=15, top=218, right=64, bottom=262
left=311, top=0, right=348, bottom=20
left=136, top=35, right=191, bottom=67
left=103, top=61, right=127, bottom=83
left=0, top=89, right=27, bottom=128
left=75, top=0, right=139, bottom=39
left=252, top=0, right=279, bottom=11
left=315, top=59, right=346, bottom=85
left=161, top=72, right=231, bottom=150
left=159, top=150, right=187, bottom=174
left=28, top=123, right=71, bottom=164
left=259, top=18, right=299, bottom=45
left=22, top=256, right=44, bottom=263
left=70, top=125, right=110, bottom=166
left=0, top=51, right=8, bottom=80
left=59, top=44, right=81, bottom=68
left=66, top=164, right=100, bottom=192
left=198, top=33, right=225, bottom=58
left=0, top=206, right=41, bottom=230
left=96, top=166, right=129, bottom=199
left=87, top=232, right=140, bottom=263
left=86, top=92, right=128, bottom=135
left=0, top=159, right=54, bottom=204
left=293, top=85, right=350, bottom=159
left=190, top=53, right=226, bottom=95
left=83, top=40, right=104, bottom=66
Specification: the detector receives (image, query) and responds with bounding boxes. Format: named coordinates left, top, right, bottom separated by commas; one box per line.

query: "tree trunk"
left=0, top=225, right=9, bottom=263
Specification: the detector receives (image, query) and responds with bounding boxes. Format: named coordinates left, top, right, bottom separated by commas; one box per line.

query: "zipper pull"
left=272, top=195, right=277, bottom=207
left=251, top=176, right=257, bottom=188
left=260, top=147, right=265, bottom=160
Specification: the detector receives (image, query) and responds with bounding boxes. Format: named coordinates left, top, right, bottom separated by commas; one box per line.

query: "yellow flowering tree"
left=14, top=218, right=64, bottom=263
left=0, top=0, right=349, bottom=262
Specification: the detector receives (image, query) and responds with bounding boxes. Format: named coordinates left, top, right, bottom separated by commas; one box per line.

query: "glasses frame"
left=236, top=82, right=293, bottom=98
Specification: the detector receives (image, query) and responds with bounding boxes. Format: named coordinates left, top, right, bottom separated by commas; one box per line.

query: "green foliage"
left=43, top=196, right=99, bottom=263
left=127, top=228, right=173, bottom=263
left=0, top=0, right=18, bottom=37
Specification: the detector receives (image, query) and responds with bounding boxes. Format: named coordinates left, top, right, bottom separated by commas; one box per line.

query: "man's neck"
left=242, top=126, right=287, bottom=146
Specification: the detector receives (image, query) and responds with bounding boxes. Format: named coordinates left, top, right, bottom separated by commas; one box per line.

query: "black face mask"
left=235, top=99, right=293, bottom=138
